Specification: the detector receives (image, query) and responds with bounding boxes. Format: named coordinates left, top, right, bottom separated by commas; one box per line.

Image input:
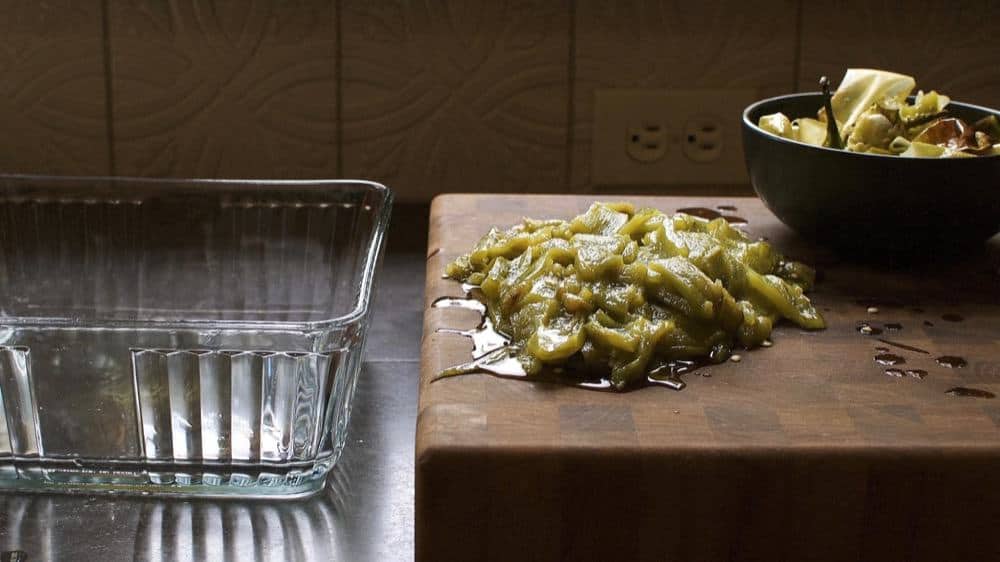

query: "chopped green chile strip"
left=444, top=202, right=826, bottom=391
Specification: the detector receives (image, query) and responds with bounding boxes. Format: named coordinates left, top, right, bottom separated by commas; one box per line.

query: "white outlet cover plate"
left=591, top=88, right=758, bottom=186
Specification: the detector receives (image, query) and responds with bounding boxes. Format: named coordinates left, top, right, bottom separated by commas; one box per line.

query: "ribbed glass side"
left=132, top=349, right=334, bottom=465
left=0, top=342, right=364, bottom=497
left=0, top=346, right=42, bottom=459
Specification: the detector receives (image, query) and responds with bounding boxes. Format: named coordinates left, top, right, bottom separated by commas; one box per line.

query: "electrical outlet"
left=626, top=122, right=667, bottom=163
left=591, top=89, right=757, bottom=186
left=682, top=116, right=724, bottom=163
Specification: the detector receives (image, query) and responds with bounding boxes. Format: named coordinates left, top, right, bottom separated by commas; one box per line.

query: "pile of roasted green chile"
left=445, top=202, right=825, bottom=390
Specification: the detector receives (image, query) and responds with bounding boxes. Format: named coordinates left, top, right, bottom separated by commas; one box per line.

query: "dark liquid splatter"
left=874, top=346, right=890, bottom=352
left=675, top=207, right=748, bottom=225
left=941, top=313, right=964, bottom=322
left=886, top=368, right=927, bottom=379
left=877, top=338, right=929, bottom=355
left=923, top=320, right=934, bottom=327
left=945, top=387, right=994, bottom=399
left=875, top=353, right=906, bottom=366
left=936, top=356, right=967, bottom=368
left=884, top=322, right=903, bottom=331
left=857, top=321, right=883, bottom=335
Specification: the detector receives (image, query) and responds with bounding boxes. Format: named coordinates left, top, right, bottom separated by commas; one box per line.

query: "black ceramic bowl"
left=742, top=93, right=1000, bottom=254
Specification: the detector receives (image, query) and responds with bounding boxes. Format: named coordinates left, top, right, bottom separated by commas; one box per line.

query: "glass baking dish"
left=0, top=175, right=391, bottom=498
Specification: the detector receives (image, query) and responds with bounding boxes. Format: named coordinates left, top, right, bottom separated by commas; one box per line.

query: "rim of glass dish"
left=743, top=92, right=1000, bottom=160
left=0, top=174, right=393, bottom=333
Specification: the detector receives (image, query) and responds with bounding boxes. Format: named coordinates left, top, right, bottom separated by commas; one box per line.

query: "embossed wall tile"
left=573, top=1, right=799, bottom=190
left=341, top=1, right=570, bottom=201
left=799, top=2, right=1000, bottom=110
left=0, top=2, right=109, bottom=175
left=108, top=0, right=337, bottom=178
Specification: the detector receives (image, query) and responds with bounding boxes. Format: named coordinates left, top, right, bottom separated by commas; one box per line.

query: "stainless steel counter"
left=0, top=206, right=430, bottom=562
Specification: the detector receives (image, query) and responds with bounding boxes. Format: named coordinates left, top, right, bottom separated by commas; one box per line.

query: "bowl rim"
left=742, top=91, right=1000, bottom=160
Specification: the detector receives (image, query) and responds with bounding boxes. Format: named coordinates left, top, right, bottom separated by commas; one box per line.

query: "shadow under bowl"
left=742, top=93, right=1000, bottom=256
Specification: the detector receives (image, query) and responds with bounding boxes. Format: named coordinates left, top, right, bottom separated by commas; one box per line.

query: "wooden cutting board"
left=416, top=194, right=1000, bottom=562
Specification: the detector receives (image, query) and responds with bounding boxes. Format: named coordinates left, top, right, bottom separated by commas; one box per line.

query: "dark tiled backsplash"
left=1, top=0, right=997, bottom=201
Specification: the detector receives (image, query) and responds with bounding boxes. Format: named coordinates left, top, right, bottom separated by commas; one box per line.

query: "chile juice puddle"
left=430, top=291, right=718, bottom=392
left=946, top=387, right=995, bottom=399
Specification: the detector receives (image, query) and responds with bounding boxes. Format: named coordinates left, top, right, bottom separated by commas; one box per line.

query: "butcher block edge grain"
left=415, top=194, right=1000, bottom=562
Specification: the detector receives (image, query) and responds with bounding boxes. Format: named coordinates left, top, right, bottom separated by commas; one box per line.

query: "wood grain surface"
left=417, top=194, right=1000, bottom=562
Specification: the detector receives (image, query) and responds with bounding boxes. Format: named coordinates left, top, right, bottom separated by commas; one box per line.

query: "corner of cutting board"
left=429, top=192, right=480, bottom=216
left=415, top=402, right=488, bottom=462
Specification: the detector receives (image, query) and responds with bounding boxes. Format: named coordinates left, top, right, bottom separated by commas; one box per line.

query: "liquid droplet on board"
left=875, top=353, right=906, bottom=366
left=945, top=387, right=994, bottom=399
left=857, top=321, right=883, bottom=335
left=936, top=356, right=967, bottom=368
left=432, top=296, right=486, bottom=314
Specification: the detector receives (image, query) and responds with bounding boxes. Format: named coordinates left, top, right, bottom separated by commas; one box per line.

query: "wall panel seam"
left=335, top=0, right=343, bottom=177
left=100, top=0, right=117, bottom=175
left=792, top=0, right=804, bottom=92
left=564, top=0, right=577, bottom=191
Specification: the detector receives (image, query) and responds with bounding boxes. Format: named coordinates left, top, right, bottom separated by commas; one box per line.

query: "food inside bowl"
left=759, top=68, right=1000, bottom=158
left=441, top=202, right=825, bottom=391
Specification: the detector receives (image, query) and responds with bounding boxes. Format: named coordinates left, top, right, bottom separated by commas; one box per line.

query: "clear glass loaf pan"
left=0, top=176, right=391, bottom=498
